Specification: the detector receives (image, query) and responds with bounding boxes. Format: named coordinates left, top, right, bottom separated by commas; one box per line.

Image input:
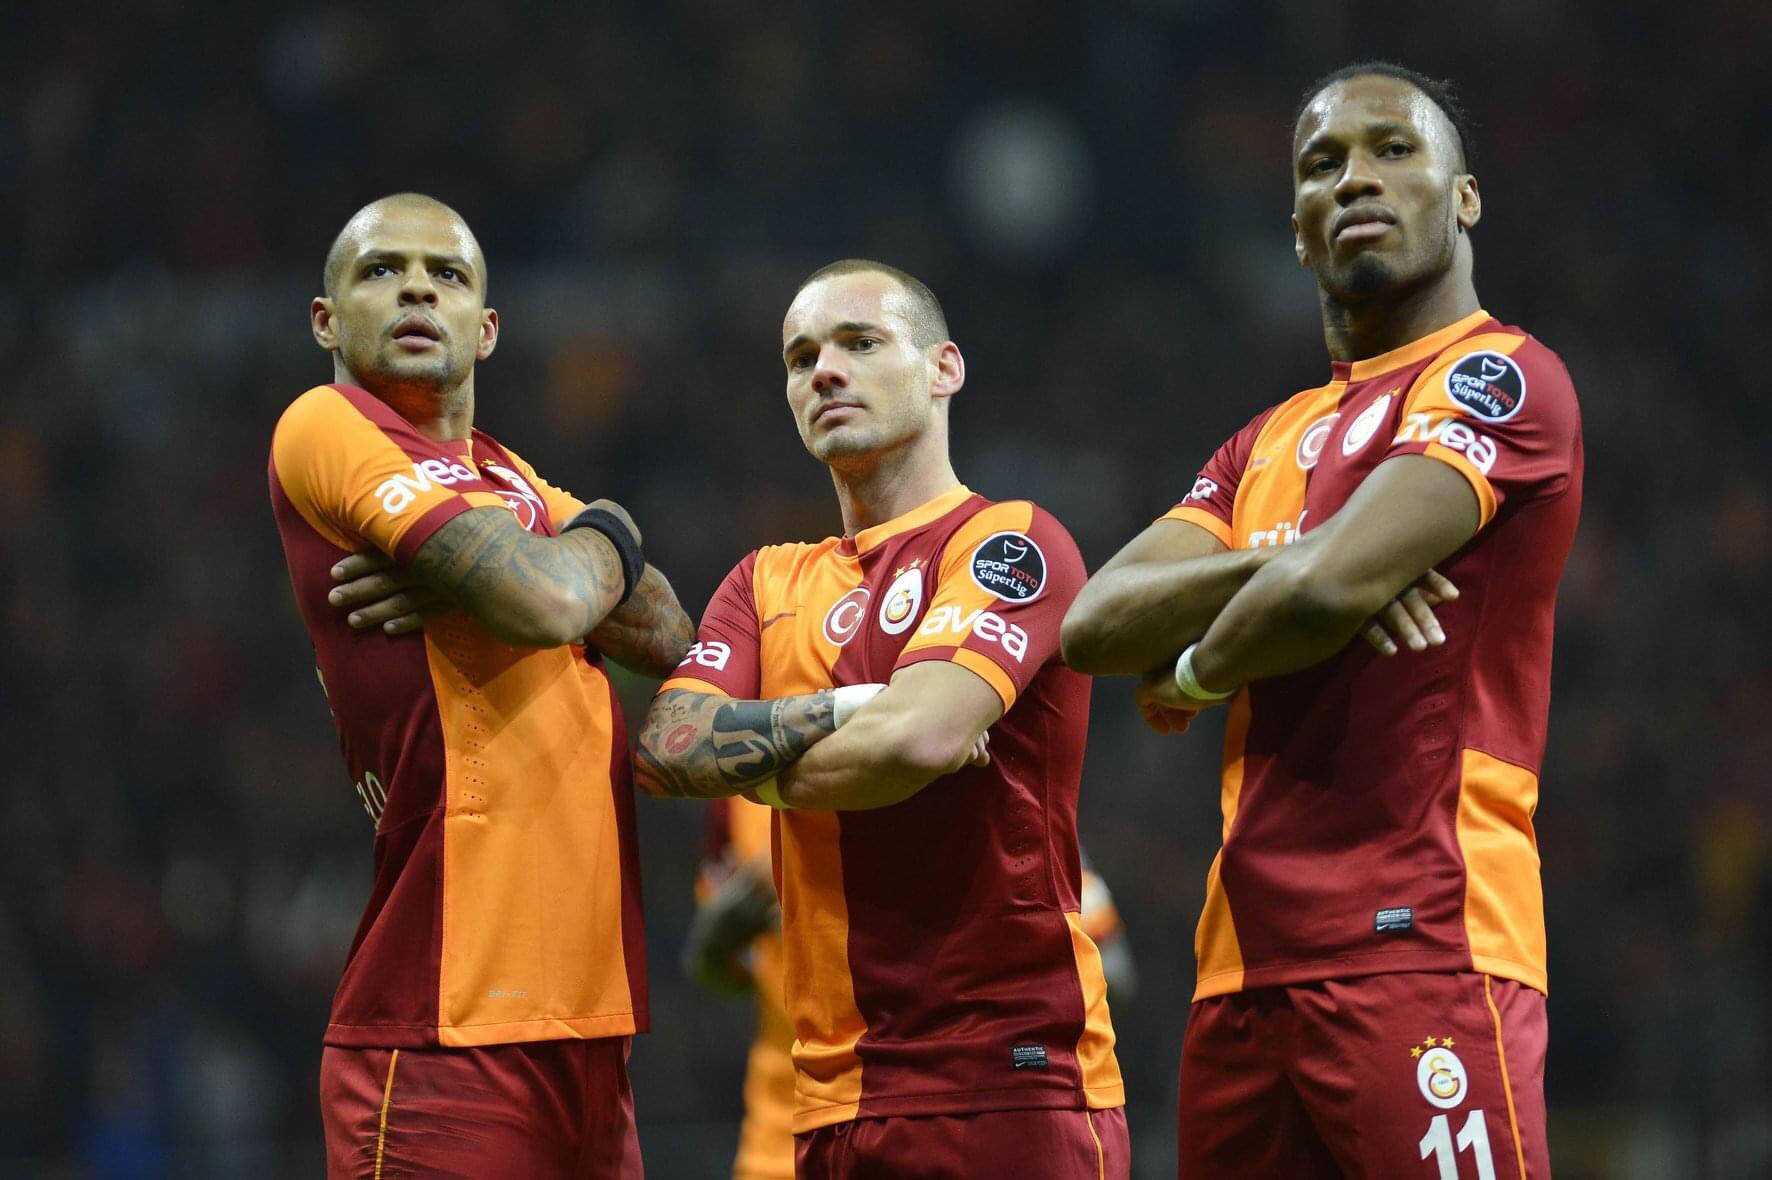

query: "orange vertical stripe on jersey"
left=426, top=615, right=635, bottom=1045
left=1064, top=912, right=1127, bottom=1108
left=1457, top=750, right=1547, bottom=993
left=1228, top=383, right=1343, bottom=549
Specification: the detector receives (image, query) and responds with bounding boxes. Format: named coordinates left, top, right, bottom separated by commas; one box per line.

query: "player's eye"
left=1306, top=156, right=1338, bottom=176
left=788, top=353, right=813, bottom=371
left=436, top=267, right=463, bottom=283
left=364, top=263, right=395, bottom=278
left=851, top=337, right=879, bottom=352
left=1379, top=141, right=1413, bottom=158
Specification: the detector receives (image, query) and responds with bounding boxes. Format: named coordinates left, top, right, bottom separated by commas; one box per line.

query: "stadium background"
left=3, top=2, right=1767, bottom=1177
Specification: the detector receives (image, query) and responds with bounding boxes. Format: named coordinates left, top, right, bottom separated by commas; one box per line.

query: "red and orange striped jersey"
left=1164, top=310, right=1583, bottom=1001
left=268, top=383, right=646, bottom=1049
left=663, top=486, right=1124, bottom=1133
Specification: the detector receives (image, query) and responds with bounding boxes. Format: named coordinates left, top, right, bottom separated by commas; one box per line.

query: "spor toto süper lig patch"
left=1445, top=351, right=1527, bottom=421
left=970, top=532, right=1046, bottom=603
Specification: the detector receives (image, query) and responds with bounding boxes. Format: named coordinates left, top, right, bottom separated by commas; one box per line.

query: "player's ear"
left=1292, top=214, right=1310, bottom=268
left=1455, top=174, right=1481, bottom=232
left=929, top=341, right=965, bottom=401
left=477, top=308, right=499, bottom=361
left=312, top=297, right=339, bottom=351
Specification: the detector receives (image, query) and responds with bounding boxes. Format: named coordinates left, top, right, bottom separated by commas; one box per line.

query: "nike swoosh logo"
left=761, top=611, right=798, bottom=630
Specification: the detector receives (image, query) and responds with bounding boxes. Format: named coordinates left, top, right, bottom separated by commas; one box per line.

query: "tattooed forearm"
left=586, top=565, right=695, bottom=677
left=407, top=506, right=626, bottom=648
left=635, top=688, right=840, bottom=799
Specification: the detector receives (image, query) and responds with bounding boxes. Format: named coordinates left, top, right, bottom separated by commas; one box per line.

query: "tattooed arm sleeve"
left=406, top=505, right=627, bottom=648
left=634, top=687, right=841, bottom=799
left=586, top=564, right=696, bottom=677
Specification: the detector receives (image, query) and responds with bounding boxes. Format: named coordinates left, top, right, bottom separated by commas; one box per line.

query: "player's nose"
left=810, top=346, right=848, bottom=393
left=398, top=268, right=440, bottom=304
left=1333, top=151, right=1384, bottom=203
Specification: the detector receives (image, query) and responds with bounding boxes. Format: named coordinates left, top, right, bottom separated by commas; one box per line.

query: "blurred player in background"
left=635, top=260, right=1129, bottom=1178
left=270, top=193, right=692, bottom=1178
left=1063, top=64, right=1581, bottom=1178
left=684, top=795, right=1137, bottom=1180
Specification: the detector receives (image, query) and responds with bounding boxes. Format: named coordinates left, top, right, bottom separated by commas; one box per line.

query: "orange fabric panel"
left=1063, top=912, right=1127, bottom=1110
left=269, top=385, right=506, bottom=556
left=1227, top=384, right=1344, bottom=550
left=1457, top=749, right=1548, bottom=993
left=728, top=795, right=775, bottom=863
left=427, top=615, right=637, bottom=1046
left=779, top=806, right=864, bottom=1131
left=744, top=545, right=870, bottom=1131
left=494, top=444, right=586, bottom=531
left=1191, top=850, right=1246, bottom=1000
left=1156, top=504, right=1233, bottom=546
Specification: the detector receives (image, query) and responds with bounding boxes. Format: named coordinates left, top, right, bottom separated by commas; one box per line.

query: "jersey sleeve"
left=659, top=551, right=763, bottom=699
left=1385, top=336, right=1581, bottom=529
left=496, top=445, right=587, bottom=531
left=269, top=384, right=510, bottom=560
left=895, top=501, right=1085, bottom=712
left=1156, top=406, right=1276, bottom=544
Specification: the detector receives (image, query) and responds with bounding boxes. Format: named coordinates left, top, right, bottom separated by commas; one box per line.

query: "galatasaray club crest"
left=1411, top=1036, right=1469, bottom=1110
left=878, top=561, right=925, bottom=635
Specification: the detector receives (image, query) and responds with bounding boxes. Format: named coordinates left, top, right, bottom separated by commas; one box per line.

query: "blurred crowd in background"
left=3, top=2, right=1768, bottom=1177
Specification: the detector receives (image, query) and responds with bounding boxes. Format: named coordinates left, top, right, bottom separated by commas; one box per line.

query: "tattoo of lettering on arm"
left=635, top=688, right=840, bottom=799
left=406, top=506, right=625, bottom=646
left=586, top=564, right=695, bottom=677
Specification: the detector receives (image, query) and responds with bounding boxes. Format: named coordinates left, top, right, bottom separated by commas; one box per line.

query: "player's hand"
left=1135, top=676, right=1200, bottom=735
left=965, top=731, right=991, bottom=768
left=1361, top=568, right=1458, bottom=656
left=329, top=550, right=453, bottom=636
left=584, top=498, right=642, bottom=547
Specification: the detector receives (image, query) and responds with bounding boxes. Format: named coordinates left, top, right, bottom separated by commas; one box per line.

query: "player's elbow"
left=477, top=587, right=587, bottom=648
left=875, top=717, right=978, bottom=786
left=1060, top=595, right=1114, bottom=674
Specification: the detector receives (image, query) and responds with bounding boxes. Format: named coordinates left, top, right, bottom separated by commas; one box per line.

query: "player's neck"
left=345, top=366, right=476, bottom=442
left=1319, top=266, right=1481, bottom=365
left=829, top=443, right=962, bottom=537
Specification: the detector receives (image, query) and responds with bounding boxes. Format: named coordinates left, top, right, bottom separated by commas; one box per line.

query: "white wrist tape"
left=752, top=777, right=791, bottom=810
left=832, top=683, right=887, bottom=727
left=1174, top=644, right=1233, bottom=702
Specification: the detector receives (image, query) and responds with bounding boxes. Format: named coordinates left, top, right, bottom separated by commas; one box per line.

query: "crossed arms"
left=635, top=661, right=1000, bottom=811
left=1061, top=454, right=1479, bottom=709
left=329, top=502, right=693, bottom=676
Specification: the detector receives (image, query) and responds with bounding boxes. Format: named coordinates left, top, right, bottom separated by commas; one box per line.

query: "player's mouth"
left=390, top=315, right=444, bottom=351
left=812, top=400, right=863, bottom=427
left=1332, top=205, right=1397, bottom=244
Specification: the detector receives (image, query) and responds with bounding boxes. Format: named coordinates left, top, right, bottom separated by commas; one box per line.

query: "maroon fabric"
left=1176, top=972, right=1549, bottom=1179
left=320, top=1038, right=642, bottom=1179
left=1183, top=318, right=1583, bottom=991
left=795, top=1105, right=1128, bottom=1179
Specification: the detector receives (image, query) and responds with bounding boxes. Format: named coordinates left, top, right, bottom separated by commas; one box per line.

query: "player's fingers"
left=969, top=733, right=991, bottom=766
left=330, top=550, right=396, bottom=583
left=345, top=591, right=427, bottom=629
left=329, top=571, right=417, bottom=609
left=1399, top=589, right=1446, bottom=646
left=379, top=612, right=428, bottom=636
left=1361, top=619, right=1400, bottom=656
left=1421, top=569, right=1459, bottom=602
left=1380, top=599, right=1429, bottom=651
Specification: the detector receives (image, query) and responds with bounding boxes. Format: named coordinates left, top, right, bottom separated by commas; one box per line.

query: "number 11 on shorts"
left=1419, top=1110, right=1496, bottom=1179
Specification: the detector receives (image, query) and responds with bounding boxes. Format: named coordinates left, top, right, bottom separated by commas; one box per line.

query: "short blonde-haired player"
left=637, top=260, right=1128, bottom=1178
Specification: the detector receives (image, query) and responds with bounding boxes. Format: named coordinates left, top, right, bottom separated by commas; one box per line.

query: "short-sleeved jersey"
left=268, top=383, right=646, bottom=1049
left=1162, top=311, right=1583, bottom=1001
left=662, top=486, right=1124, bottom=1133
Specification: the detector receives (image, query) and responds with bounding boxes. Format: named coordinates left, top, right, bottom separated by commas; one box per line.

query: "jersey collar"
left=841, top=484, right=975, bottom=557
left=1334, top=309, right=1493, bottom=383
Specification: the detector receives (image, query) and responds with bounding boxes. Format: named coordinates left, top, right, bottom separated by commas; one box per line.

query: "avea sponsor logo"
left=917, top=604, right=1029, bottom=662
left=376, top=458, right=477, bottom=514
left=1394, top=412, right=1497, bottom=475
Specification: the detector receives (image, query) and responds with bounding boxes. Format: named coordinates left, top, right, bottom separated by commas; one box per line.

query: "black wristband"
left=562, top=507, right=645, bottom=606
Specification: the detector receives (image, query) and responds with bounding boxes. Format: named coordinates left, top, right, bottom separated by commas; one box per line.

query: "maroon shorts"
left=795, top=1105, right=1128, bottom=1179
left=1176, top=972, right=1549, bottom=1179
left=319, top=1037, right=642, bottom=1179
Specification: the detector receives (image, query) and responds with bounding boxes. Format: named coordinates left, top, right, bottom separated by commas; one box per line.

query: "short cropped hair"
left=796, top=259, right=950, bottom=348
left=323, top=192, right=483, bottom=299
left=1293, top=61, right=1475, bottom=173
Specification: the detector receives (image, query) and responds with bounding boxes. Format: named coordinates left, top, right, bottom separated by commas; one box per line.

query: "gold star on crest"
left=1442, top=1037, right=1454, bottom=1048
left=1410, top=1045, right=1423, bottom=1058
left=1424, top=1036, right=1438, bottom=1048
